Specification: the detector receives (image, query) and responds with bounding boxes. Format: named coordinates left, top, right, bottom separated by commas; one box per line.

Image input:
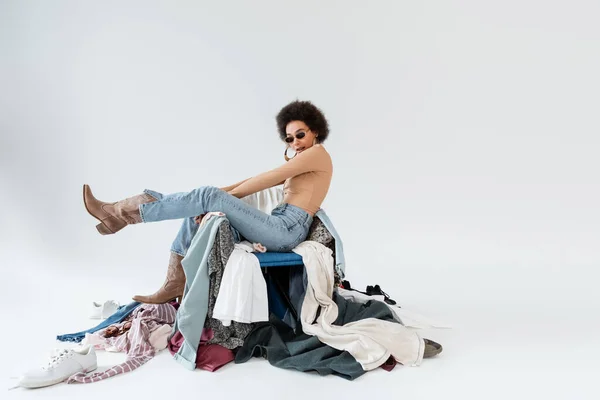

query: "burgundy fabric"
left=168, top=329, right=234, bottom=372
left=380, top=355, right=397, bottom=372
left=169, top=300, right=180, bottom=311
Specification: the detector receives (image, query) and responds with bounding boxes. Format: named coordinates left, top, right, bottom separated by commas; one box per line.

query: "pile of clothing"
left=14, top=189, right=449, bottom=389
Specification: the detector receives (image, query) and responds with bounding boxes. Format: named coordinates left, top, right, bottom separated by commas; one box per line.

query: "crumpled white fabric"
left=293, top=241, right=425, bottom=370
left=213, top=241, right=269, bottom=326
left=241, top=186, right=283, bottom=214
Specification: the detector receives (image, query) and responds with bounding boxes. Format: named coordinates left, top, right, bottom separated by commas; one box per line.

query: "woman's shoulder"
left=295, top=144, right=331, bottom=168
left=311, top=144, right=332, bottom=169
left=311, top=144, right=330, bottom=155
left=308, top=144, right=330, bottom=158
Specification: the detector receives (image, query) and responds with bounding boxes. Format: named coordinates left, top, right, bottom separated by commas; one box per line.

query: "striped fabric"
left=67, top=303, right=176, bottom=384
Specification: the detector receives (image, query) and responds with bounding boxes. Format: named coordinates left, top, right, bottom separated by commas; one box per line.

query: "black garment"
left=342, top=280, right=399, bottom=306
left=235, top=291, right=400, bottom=380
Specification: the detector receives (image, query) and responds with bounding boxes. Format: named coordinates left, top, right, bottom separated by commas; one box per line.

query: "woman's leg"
left=170, top=217, right=200, bottom=257
left=83, top=184, right=311, bottom=250
left=140, top=186, right=311, bottom=251
left=131, top=217, right=198, bottom=304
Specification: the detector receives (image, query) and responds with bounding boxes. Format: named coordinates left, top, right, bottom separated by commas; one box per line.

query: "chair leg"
left=271, top=269, right=299, bottom=322
left=262, top=267, right=300, bottom=324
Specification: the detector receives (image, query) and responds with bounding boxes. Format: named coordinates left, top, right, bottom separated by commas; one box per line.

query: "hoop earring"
left=313, top=134, right=319, bottom=146
left=284, top=147, right=295, bottom=161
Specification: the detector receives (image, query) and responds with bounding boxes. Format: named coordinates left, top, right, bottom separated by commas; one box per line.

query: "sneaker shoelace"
left=43, top=349, right=73, bottom=370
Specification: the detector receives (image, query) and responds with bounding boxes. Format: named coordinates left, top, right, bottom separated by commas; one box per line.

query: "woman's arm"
left=195, top=177, right=278, bottom=224
left=220, top=177, right=285, bottom=195
left=219, top=178, right=251, bottom=193
left=228, top=145, right=328, bottom=199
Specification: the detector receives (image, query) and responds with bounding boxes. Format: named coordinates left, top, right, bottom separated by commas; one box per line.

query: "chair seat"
left=255, top=251, right=304, bottom=267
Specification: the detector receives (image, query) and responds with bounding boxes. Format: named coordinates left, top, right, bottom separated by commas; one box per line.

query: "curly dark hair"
left=276, top=100, right=330, bottom=143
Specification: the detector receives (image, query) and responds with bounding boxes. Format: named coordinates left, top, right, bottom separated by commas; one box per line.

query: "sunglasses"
left=284, top=129, right=310, bottom=143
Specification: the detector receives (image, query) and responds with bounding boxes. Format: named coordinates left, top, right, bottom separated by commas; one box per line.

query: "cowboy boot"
left=83, top=184, right=156, bottom=235
left=132, top=252, right=186, bottom=304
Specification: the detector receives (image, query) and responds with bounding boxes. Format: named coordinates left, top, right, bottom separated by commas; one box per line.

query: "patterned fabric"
left=306, top=217, right=341, bottom=287
left=204, top=220, right=255, bottom=349
left=67, top=303, right=177, bottom=383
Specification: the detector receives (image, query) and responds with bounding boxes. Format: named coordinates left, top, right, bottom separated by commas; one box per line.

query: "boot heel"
left=95, top=215, right=127, bottom=235
left=96, top=223, right=112, bottom=235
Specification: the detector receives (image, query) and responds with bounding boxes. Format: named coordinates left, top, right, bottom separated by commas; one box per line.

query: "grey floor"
left=3, top=262, right=598, bottom=400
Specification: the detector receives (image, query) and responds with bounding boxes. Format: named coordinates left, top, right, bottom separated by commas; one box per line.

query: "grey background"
left=1, top=1, right=599, bottom=398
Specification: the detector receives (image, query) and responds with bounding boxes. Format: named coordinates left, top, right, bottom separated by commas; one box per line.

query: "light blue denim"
left=56, top=301, right=141, bottom=343
left=139, top=186, right=313, bottom=254
left=171, top=215, right=226, bottom=370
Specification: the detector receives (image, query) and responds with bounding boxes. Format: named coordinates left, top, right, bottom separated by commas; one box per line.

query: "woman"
left=83, top=100, right=333, bottom=304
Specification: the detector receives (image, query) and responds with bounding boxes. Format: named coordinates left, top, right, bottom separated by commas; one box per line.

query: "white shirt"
left=213, top=241, right=269, bottom=326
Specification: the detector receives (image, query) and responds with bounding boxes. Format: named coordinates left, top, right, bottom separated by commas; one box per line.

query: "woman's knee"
left=191, top=185, right=218, bottom=196
left=190, top=185, right=221, bottom=205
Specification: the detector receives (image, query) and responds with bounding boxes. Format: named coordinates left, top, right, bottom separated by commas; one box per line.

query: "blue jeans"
left=57, top=301, right=141, bottom=343
left=139, top=186, right=313, bottom=255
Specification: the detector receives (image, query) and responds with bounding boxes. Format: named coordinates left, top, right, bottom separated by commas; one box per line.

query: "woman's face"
left=284, top=120, right=318, bottom=154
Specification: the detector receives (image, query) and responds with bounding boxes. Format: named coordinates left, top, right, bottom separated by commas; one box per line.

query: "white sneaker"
left=90, top=300, right=120, bottom=319
left=19, top=345, right=97, bottom=389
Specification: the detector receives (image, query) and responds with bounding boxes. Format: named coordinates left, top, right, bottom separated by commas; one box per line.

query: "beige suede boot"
left=132, top=252, right=186, bottom=304
left=83, top=184, right=156, bottom=235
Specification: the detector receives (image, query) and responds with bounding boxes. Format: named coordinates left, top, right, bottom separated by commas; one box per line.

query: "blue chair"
left=255, top=251, right=304, bottom=268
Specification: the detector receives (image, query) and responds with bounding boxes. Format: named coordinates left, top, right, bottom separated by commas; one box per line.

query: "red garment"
left=380, top=355, right=397, bottom=372
left=168, top=329, right=234, bottom=372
